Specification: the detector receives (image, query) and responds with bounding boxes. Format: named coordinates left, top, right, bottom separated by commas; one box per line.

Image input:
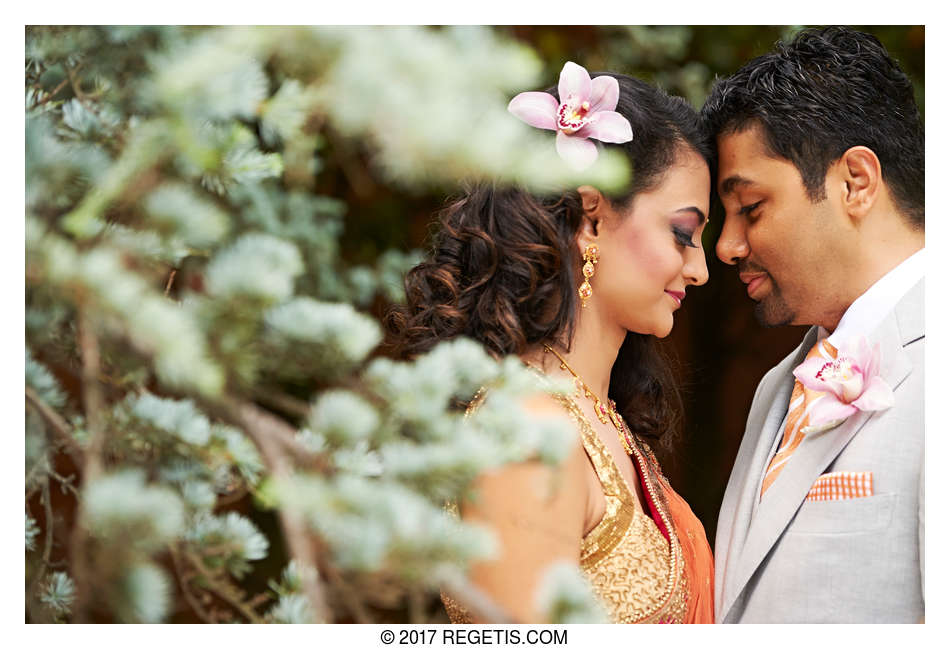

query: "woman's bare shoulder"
left=463, top=390, right=588, bottom=522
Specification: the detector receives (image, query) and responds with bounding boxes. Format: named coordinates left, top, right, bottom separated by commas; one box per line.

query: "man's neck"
left=822, top=236, right=923, bottom=334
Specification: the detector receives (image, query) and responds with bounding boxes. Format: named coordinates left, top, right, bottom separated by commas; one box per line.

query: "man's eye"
left=673, top=227, right=698, bottom=248
left=739, top=201, right=763, bottom=217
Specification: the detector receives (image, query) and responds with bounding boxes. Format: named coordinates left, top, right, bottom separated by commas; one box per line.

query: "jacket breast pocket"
left=787, top=493, right=897, bottom=535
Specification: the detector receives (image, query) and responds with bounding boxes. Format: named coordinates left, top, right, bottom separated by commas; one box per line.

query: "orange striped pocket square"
left=805, top=471, right=874, bottom=502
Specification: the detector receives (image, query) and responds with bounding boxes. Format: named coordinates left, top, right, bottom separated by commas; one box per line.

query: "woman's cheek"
left=634, top=236, right=679, bottom=288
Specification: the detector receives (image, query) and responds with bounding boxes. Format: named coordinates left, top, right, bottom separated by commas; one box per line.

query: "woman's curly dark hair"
left=386, top=74, right=713, bottom=448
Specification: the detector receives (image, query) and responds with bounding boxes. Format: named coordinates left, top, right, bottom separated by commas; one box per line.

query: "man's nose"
left=716, top=214, right=749, bottom=265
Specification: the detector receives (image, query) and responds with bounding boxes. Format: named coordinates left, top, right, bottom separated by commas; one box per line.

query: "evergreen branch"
left=320, top=556, right=372, bottom=623
left=168, top=545, right=215, bottom=624
left=61, top=122, right=167, bottom=239
left=325, top=130, right=376, bottom=200
left=35, top=77, right=70, bottom=107
left=214, top=484, right=250, bottom=508
left=251, top=388, right=311, bottom=420
left=25, top=387, right=84, bottom=464
left=26, top=458, right=47, bottom=494
left=77, top=309, right=107, bottom=482
left=183, top=549, right=264, bottom=624
left=48, top=469, right=81, bottom=498
left=408, top=586, right=425, bottom=624
left=205, top=396, right=331, bottom=472
left=27, top=480, right=57, bottom=603
left=65, top=62, right=90, bottom=106
left=68, top=308, right=108, bottom=623
left=163, top=269, right=177, bottom=297
left=209, top=396, right=333, bottom=622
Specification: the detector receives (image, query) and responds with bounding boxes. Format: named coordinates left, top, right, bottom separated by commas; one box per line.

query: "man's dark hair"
left=702, top=26, right=924, bottom=227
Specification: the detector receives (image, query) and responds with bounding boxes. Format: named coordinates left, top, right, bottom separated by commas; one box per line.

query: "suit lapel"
left=722, top=309, right=914, bottom=620
left=716, top=330, right=815, bottom=618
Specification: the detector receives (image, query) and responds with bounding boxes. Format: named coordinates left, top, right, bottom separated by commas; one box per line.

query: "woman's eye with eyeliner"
left=673, top=228, right=698, bottom=248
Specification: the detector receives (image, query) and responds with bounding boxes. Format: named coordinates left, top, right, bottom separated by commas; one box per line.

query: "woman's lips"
left=665, top=290, right=685, bottom=308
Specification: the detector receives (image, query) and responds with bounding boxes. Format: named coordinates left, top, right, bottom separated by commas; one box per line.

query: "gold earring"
left=578, top=244, right=599, bottom=307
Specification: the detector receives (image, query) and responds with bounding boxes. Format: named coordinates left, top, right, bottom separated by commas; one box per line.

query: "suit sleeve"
left=918, top=453, right=924, bottom=603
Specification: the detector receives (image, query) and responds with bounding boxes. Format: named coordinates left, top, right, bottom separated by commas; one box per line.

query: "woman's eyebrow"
left=675, top=206, right=707, bottom=225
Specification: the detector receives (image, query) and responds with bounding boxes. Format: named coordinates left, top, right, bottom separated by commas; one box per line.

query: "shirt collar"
left=820, top=247, right=925, bottom=348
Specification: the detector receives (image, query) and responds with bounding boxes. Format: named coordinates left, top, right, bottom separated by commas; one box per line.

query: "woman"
left=387, top=63, right=714, bottom=623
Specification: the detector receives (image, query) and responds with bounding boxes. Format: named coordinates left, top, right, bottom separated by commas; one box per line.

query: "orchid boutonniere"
left=793, top=335, right=895, bottom=433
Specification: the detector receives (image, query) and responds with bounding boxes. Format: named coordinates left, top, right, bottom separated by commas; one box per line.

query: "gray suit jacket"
left=715, top=279, right=924, bottom=623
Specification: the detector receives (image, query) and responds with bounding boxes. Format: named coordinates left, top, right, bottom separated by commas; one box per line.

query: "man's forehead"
left=717, top=126, right=772, bottom=162
left=716, top=127, right=782, bottom=195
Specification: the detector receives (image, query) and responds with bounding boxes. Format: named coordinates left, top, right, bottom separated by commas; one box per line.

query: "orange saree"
left=660, top=479, right=715, bottom=623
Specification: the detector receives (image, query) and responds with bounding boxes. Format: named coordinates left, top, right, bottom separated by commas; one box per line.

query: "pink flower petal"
left=841, top=336, right=873, bottom=375
left=588, top=75, right=619, bottom=112
left=838, top=368, right=865, bottom=403
left=507, top=91, right=559, bottom=131
left=808, top=395, right=857, bottom=428
left=558, top=61, right=591, bottom=105
left=793, top=357, right=831, bottom=391
left=556, top=131, right=598, bottom=170
left=582, top=111, right=633, bottom=143
left=866, top=341, right=882, bottom=379
left=851, top=376, right=895, bottom=412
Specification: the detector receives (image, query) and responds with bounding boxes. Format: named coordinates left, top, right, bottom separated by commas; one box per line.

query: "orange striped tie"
left=760, top=338, right=838, bottom=496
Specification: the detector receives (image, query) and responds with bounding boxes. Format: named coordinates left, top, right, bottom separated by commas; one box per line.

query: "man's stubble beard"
left=753, top=283, right=795, bottom=328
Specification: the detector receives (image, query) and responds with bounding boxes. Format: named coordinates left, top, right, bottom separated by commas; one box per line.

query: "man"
left=702, top=26, right=924, bottom=623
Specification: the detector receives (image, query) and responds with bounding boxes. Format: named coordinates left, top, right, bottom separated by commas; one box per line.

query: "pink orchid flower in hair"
left=792, top=335, right=895, bottom=431
left=508, top=61, right=634, bottom=170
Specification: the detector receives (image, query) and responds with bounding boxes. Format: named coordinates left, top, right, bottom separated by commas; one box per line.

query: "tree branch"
left=321, top=558, right=372, bottom=623
left=65, top=63, right=90, bottom=106
left=168, top=545, right=214, bottom=624
left=205, top=395, right=332, bottom=472
left=77, top=309, right=106, bottom=481
left=408, top=586, right=425, bottom=624
left=214, top=484, right=250, bottom=508
left=35, top=77, right=70, bottom=106
left=25, top=387, right=84, bottom=464
left=48, top=469, right=81, bottom=498
left=207, top=396, right=333, bottom=622
left=26, top=480, right=56, bottom=602
left=163, top=269, right=177, bottom=297
left=183, top=550, right=264, bottom=624
left=68, top=308, right=108, bottom=622
left=251, top=387, right=311, bottom=420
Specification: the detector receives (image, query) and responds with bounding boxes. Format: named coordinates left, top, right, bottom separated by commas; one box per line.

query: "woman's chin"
left=626, top=316, right=674, bottom=339
left=653, top=322, right=674, bottom=339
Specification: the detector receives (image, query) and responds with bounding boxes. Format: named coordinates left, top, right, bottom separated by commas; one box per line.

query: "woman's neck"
left=525, top=301, right=625, bottom=399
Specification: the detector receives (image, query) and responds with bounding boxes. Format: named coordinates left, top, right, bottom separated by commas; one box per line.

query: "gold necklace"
left=542, top=344, right=636, bottom=455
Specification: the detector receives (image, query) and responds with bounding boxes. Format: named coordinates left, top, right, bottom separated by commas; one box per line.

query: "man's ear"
left=836, top=146, right=881, bottom=224
left=576, top=185, right=605, bottom=252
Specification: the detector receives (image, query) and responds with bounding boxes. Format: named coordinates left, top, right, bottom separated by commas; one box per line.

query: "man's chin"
left=753, top=298, right=795, bottom=328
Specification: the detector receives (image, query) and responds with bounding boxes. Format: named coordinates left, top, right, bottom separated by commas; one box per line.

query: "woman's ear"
left=576, top=185, right=604, bottom=252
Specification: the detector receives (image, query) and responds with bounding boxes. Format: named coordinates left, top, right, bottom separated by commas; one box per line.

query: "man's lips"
left=739, top=272, right=768, bottom=299
left=665, top=290, right=685, bottom=307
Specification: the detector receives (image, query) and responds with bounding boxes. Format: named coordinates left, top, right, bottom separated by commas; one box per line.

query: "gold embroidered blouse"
left=558, top=393, right=689, bottom=623
left=443, top=391, right=690, bottom=624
